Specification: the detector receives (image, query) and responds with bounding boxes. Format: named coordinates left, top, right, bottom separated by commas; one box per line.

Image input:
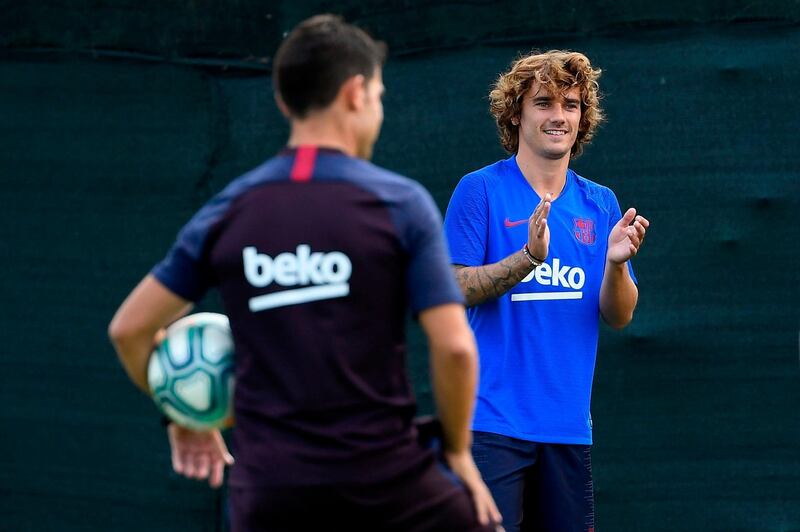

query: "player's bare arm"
left=454, top=254, right=535, bottom=308
left=420, top=303, right=477, bottom=454
left=454, top=194, right=551, bottom=307
left=108, top=274, right=192, bottom=392
left=109, top=275, right=233, bottom=487
left=600, top=208, right=649, bottom=328
left=420, top=303, right=502, bottom=527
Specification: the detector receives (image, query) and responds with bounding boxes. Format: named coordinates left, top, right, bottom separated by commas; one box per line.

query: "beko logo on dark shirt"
left=242, top=245, right=352, bottom=312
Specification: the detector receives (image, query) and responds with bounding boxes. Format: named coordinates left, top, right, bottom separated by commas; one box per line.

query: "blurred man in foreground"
left=110, top=14, right=500, bottom=532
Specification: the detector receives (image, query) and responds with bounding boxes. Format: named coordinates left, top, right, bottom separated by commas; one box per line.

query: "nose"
left=549, top=103, right=566, bottom=125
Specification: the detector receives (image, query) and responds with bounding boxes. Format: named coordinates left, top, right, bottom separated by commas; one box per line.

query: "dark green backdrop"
left=1, top=2, right=799, bottom=531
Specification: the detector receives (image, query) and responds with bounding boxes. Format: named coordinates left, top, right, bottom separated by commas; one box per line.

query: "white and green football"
left=148, top=312, right=235, bottom=431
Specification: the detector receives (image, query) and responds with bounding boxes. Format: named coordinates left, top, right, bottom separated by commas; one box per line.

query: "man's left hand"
left=167, top=423, right=234, bottom=488
left=607, top=208, right=649, bottom=264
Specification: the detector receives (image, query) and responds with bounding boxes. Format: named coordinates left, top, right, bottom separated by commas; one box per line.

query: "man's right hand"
left=445, top=450, right=503, bottom=530
left=167, top=423, right=234, bottom=488
left=527, top=193, right=551, bottom=262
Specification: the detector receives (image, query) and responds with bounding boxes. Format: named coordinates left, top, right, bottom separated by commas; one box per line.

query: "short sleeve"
left=443, top=172, right=489, bottom=267
left=151, top=200, right=227, bottom=302
left=606, top=189, right=637, bottom=284
left=402, top=184, right=465, bottom=314
left=151, top=240, right=214, bottom=302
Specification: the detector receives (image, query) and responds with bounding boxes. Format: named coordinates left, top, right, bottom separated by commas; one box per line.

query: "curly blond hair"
left=489, top=50, right=604, bottom=157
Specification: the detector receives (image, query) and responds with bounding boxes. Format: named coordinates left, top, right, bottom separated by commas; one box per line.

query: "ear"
left=339, top=74, right=367, bottom=112
left=274, top=93, right=291, bottom=118
left=511, top=116, right=520, bottom=126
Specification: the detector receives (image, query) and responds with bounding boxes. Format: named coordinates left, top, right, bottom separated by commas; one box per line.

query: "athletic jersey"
left=443, top=155, right=635, bottom=445
left=152, top=146, right=464, bottom=487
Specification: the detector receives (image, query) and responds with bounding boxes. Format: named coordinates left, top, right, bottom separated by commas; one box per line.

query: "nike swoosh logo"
left=504, top=217, right=528, bottom=228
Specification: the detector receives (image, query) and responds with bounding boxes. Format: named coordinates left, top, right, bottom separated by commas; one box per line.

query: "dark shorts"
left=472, top=431, right=595, bottom=532
left=229, top=459, right=495, bottom=532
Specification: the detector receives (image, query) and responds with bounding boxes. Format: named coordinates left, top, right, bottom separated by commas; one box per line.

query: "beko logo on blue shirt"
left=243, top=245, right=352, bottom=312
left=512, top=257, right=585, bottom=301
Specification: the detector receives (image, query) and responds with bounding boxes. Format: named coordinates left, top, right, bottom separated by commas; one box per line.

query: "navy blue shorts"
left=229, top=458, right=495, bottom=532
left=472, top=431, right=595, bottom=532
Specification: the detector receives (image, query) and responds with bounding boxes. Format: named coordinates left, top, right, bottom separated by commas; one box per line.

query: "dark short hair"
left=273, top=14, right=387, bottom=118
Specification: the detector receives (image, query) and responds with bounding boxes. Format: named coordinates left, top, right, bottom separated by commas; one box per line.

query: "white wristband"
left=522, top=245, right=544, bottom=267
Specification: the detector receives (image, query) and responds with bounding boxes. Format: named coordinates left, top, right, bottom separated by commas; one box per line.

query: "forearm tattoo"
left=454, top=251, right=535, bottom=307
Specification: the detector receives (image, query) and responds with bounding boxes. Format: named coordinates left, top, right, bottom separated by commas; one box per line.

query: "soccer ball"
left=148, top=312, right=235, bottom=431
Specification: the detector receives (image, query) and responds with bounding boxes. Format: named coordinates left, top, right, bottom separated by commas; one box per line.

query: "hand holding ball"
left=148, top=313, right=235, bottom=431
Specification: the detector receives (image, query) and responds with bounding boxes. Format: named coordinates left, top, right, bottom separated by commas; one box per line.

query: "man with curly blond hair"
left=443, top=50, right=650, bottom=531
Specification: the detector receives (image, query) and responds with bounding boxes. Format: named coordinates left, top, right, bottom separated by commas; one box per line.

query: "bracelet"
left=522, top=245, right=545, bottom=267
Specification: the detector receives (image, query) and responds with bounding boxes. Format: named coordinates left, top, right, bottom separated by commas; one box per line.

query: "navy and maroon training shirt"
left=151, top=146, right=464, bottom=487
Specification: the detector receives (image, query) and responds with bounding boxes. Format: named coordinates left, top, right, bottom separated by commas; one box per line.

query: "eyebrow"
left=531, top=95, right=581, bottom=105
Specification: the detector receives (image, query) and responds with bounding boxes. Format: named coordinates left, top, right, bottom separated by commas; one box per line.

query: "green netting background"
left=1, top=2, right=799, bottom=531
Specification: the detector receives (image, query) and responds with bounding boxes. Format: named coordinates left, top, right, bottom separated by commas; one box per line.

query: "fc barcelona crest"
left=573, top=218, right=596, bottom=245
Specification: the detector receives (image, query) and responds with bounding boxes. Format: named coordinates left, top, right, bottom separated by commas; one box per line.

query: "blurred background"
left=1, top=1, right=798, bottom=530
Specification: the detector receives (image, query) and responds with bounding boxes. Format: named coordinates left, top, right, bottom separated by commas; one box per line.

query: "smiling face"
left=517, top=82, right=581, bottom=161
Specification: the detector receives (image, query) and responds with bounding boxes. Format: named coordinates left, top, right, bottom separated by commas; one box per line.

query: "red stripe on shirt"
left=290, top=145, right=317, bottom=182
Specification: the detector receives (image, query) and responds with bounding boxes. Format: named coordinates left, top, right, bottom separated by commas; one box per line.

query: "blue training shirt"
left=444, top=155, right=635, bottom=445
left=152, top=146, right=464, bottom=487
